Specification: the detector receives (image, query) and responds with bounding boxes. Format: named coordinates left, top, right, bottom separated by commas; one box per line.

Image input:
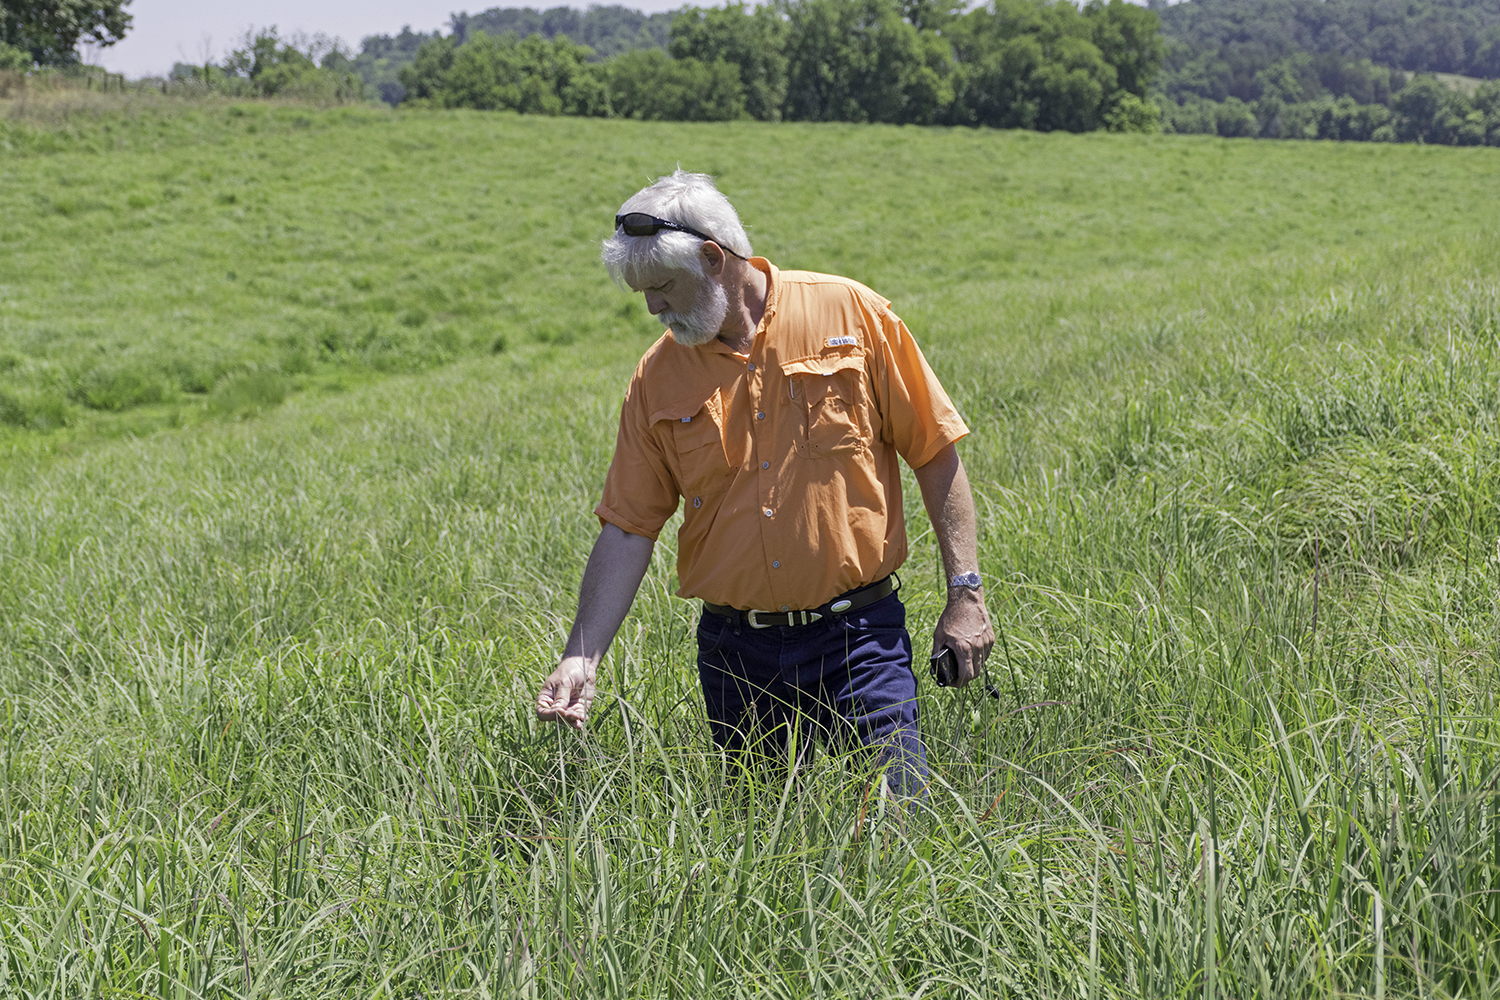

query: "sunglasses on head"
left=614, top=212, right=747, bottom=259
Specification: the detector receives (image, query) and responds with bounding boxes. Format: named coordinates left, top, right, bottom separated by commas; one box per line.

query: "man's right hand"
left=534, top=523, right=655, bottom=734
left=536, top=656, right=596, bottom=731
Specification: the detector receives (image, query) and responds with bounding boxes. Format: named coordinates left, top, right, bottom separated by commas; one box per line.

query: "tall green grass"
left=1, top=108, right=1498, bottom=996
left=2, top=99, right=1497, bottom=436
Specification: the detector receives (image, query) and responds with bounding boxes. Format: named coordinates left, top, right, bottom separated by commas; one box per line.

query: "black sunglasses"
left=614, top=212, right=747, bottom=259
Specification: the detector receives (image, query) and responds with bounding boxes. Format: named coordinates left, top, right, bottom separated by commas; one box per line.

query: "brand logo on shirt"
left=826, top=336, right=857, bottom=347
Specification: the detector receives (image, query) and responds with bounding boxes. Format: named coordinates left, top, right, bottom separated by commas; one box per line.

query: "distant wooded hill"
left=1155, top=0, right=1500, bottom=80
left=1150, top=0, right=1500, bottom=142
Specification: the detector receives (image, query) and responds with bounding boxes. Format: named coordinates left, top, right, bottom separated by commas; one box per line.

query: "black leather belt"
left=702, top=575, right=897, bottom=629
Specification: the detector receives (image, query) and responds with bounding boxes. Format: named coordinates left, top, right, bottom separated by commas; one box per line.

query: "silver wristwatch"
left=947, top=571, right=982, bottom=590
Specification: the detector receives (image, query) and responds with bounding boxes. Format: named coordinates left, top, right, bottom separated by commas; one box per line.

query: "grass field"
left=2, top=94, right=1500, bottom=996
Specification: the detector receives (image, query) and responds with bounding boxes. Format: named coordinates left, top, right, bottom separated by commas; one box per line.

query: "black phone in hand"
left=929, top=647, right=957, bottom=687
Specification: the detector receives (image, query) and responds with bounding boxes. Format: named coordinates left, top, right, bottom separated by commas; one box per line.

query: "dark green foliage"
left=400, top=32, right=609, bottom=115
left=1159, top=46, right=1403, bottom=111
left=670, top=2, right=790, bottom=120
left=352, top=25, right=440, bottom=105
left=607, top=49, right=746, bottom=120
left=945, top=0, right=1161, bottom=131
left=1164, top=72, right=1500, bottom=144
left=0, top=38, right=30, bottom=69
left=1154, top=0, right=1500, bottom=145
left=1084, top=0, right=1162, bottom=98
left=389, top=0, right=1160, bottom=133
left=1154, top=0, right=1500, bottom=80
left=0, top=0, right=130, bottom=66
left=394, top=33, right=454, bottom=103
left=353, top=5, right=674, bottom=104
left=1388, top=71, right=1494, bottom=142
left=1391, top=73, right=1456, bottom=141
left=779, top=0, right=956, bottom=124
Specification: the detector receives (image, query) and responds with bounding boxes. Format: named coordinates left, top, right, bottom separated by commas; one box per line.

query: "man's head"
left=602, top=170, right=753, bottom=347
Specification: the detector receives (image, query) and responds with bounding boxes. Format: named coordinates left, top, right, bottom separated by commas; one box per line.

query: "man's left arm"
left=912, top=442, right=995, bottom=686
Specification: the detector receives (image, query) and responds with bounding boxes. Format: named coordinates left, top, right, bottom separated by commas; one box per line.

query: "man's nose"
left=643, top=292, right=667, bottom=315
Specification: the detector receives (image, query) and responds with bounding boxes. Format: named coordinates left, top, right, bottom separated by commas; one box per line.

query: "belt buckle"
left=748, top=609, right=822, bottom=628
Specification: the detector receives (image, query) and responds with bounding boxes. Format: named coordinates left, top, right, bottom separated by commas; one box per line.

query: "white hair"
left=601, top=170, right=753, bottom=287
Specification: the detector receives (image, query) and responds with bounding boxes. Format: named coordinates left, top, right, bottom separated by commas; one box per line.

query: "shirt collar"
left=752, top=257, right=778, bottom=334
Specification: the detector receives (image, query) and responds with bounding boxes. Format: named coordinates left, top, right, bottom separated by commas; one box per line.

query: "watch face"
left=949, top=572, right=982, bottom=589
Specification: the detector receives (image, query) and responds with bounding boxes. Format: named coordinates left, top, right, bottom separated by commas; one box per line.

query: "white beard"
left=661, top=277, right=729, bottom=348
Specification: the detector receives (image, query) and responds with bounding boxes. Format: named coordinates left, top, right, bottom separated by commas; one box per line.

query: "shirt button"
left=764, top=508, right=773, bottom=517
left=748, top=363, right=755, bottom=371
left=762, top=461, right=770, bottom=469
left=772, top=560, right=780, bottom=568
left=756, top=411, right=765, bottom=420
left=781, top=605, right=789, bottom=611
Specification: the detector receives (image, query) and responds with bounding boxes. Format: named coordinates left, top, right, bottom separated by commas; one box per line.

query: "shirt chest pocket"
left=653, top=391, right=732, bottom=499
left=781, top=355, right=869, bottom=459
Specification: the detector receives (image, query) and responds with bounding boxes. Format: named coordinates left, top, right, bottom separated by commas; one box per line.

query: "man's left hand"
left=933, top=586, right=995, bottom=687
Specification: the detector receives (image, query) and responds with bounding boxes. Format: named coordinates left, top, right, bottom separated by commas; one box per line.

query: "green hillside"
left=4, top=100, right=1498, bottom=438
left=2, top=107, right=1500, bottom=995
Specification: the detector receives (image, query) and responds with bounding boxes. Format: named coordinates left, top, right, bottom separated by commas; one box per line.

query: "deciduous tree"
left=0, top=0, right=131, bottom=66
left=670, top=4, right=789, bottom=121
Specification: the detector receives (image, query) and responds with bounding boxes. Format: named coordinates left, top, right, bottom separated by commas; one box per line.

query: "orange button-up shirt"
left=596, top=259, right=968, bottom=611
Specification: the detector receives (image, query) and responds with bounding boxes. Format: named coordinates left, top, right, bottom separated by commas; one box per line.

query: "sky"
left=97, top=0, right=686, bottom=78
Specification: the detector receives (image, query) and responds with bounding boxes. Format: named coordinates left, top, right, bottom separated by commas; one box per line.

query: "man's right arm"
left=535, top=522, right=656, bottom=731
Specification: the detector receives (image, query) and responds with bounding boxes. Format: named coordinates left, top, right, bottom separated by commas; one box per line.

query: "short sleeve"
left=868, top=300, right=969, bottom=468
left=594, top=373, right=681, bottom=540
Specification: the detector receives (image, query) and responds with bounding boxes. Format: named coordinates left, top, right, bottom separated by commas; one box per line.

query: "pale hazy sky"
left=98, top=0, right=686, bottom=78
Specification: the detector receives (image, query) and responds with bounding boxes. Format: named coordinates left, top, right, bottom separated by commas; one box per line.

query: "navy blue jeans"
left=696, top=590, right=927, bottom=795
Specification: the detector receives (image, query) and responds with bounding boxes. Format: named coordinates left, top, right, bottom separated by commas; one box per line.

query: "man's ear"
left=701, top=241, right=728, bottom=276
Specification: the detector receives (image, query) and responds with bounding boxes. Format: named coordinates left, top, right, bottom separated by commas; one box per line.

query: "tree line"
left=365, top=0, right=1500, bottom=144
left=1164, top=72, right=1500, bottom=144
left=7, top=0, right=1499, bottom=147
left=166, top=28, right=367, bottom=104
left=392, top=0, right=1165, bottom=132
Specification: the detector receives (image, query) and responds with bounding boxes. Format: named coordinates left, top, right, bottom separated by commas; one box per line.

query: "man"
left=535, top=170, right=993, bottom=794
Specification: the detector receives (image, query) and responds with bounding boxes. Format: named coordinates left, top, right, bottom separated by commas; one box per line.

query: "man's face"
left=633, top=268, right=729, bottom=348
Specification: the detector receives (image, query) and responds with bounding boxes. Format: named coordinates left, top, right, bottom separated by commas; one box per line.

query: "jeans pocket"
left=697, top=613, right=731, bottom=655
left=839, top=592, right=907, bottom=634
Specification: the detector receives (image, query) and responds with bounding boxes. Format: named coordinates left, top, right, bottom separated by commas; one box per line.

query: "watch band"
left=948, top=571, right=982, bottom=590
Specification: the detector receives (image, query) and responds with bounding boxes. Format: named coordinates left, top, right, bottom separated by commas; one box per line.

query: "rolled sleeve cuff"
left=905, top=418, right=970, bottom=469
left=595, top=502, right=664, bottom=542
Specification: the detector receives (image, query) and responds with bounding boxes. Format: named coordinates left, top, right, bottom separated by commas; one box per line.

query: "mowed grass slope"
left=1, top=103, right=1500, bottom=996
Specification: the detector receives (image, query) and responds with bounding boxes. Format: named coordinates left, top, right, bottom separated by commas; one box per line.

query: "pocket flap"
left=779, top=354, right=865, bottom=378
left=649, top=390, right=722, bottom=428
